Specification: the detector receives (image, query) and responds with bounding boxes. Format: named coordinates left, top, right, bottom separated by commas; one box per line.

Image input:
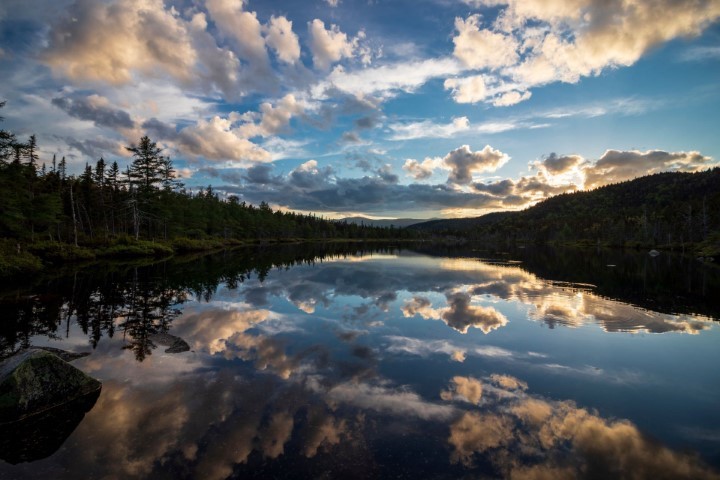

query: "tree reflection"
left=0, top=243, right=400, bottom=360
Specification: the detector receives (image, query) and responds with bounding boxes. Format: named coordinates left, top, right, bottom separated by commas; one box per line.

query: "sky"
left=1, top=0, right=719, bottom=219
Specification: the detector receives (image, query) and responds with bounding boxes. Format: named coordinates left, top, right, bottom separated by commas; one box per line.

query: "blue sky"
left=1, top=0, right=719, bottom=218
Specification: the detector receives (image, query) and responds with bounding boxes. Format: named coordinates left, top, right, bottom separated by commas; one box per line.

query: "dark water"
left=1, top=244, right=719, bottom=479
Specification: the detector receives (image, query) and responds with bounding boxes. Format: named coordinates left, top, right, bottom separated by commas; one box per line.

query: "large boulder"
left=0, top=348, right=101, bottom=424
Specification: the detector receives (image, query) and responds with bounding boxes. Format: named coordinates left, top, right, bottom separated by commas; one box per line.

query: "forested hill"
left=409, top=169, right=720, bottom=251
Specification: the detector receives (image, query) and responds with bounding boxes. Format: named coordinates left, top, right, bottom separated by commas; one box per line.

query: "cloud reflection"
left=446, top=375, right=720, bottom=479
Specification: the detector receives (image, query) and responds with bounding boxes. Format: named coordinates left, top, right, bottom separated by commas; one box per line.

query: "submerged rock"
left=149, top=332, right=191, bottom=353
left=0, top=386, right=100, bottom=464
left=0, top=348, right=101, bottom=424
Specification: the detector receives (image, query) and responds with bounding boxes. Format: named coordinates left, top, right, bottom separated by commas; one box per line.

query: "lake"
left=1, top=244, right=719, bottom=479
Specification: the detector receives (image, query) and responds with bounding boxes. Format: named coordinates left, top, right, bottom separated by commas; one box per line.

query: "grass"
left=0, top=240, right=43, bottom=277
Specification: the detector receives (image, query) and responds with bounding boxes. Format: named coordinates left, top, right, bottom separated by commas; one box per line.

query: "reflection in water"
left=447, top=375, right=720, bottom=480
left=0, top=245, right=719, bottom=478
left=0, top=389, right=100, bottom=465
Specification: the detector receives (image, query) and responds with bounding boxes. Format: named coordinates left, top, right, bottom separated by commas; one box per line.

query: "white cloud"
left=308, top=19, right=355, bottom=70
left=313, top=57, right=464, bottom=100
left=447, top=0, right=720, bottom=106
left=444, top=75, right=488, bottom=104
left=206, top=0, right=267, bottom=64
left=402, top=157, right=446, bottom=180
left=492, top=89, right=531, bottom=106
left=236, top=94, right=305, bottom=138
left=265, top=15, right=301, bottom=64
left=178, top=116, right=271, bottom=163
left=453, top=15, right=518, bottom=70
left=43, top=0, right=199, bottom=85
left=582, top=149, right=715, bottom=189
left=444, top=145, right=510, bottom=185
left=389, top=116, right=470, bottom=141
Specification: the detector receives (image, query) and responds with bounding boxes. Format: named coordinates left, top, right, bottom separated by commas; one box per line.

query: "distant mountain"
left=340, top=216, right=432, bottom=228
left=409, top=169, right=720, bottom=252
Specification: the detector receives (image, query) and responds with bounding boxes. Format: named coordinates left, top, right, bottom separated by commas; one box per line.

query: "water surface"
left=1, top=245, right=719, bottom=479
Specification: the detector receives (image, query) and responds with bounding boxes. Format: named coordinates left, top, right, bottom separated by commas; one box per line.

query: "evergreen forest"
left=0, top=102, right=416, bottom=275
left=410, top=168, right=720, bottom=255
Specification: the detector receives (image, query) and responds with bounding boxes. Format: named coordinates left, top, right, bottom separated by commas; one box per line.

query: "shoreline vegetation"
left=0, top=236, right=428, bottom=278
left=0, top=101, right=420, bottom=277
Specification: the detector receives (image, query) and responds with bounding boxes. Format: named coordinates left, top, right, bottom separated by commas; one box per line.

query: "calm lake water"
left=1, top=244, right=719, bottom=479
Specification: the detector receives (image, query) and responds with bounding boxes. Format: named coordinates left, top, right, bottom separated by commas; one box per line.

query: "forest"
left=410, top=168, right=720, bottom=255
left=0, top=102, right=417, bottom=275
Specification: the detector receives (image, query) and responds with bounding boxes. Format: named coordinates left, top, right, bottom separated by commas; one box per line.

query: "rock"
left=34, top=346, right=91, bottom=362
left=649, top=249, right=660, bottom=256
left=0, top=349, right=101, bottom=424
left=149, top=332, right=191, bottom=353
left=0, top=386, right=100, bottom=464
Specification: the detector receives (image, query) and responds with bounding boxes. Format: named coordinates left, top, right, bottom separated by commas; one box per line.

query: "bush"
left=99, top=240, right=173, bottom=258
left=26, top=241, right=95, bottom=262
left=0, top=239, right=43, bottom=277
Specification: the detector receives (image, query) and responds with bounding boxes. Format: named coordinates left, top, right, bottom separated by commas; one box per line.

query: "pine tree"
left=0, top=101, right=17, bottom=163
left=58, top=156, right=67, bottom=180
left=25, top=134, right=39, bottom=171
left=94, top=157, right=106, bottom=187
left=107, top=161, right=120, bottom=191
left=159, top=156, right=181, bottom=191
left=126, top=136, right=163, bottom=191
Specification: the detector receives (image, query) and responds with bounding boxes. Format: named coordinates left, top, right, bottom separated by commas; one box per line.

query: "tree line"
left=0, top=102, right=417, bottom=247
left=410, top=168, right=720, bottom=254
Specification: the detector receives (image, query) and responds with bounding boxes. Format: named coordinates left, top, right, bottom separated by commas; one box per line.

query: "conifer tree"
left=126, top=136, right=163, bottom=191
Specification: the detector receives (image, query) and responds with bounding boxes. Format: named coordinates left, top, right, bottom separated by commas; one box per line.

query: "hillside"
left=409, top=169, right=720, bottom=252
left=341, top=216, right=430, bottom=228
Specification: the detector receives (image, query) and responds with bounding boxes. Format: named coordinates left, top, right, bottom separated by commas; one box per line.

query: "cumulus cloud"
left=205, top=0, right=276, bottom=92
left=265, top=15, right=301, bottom=64
left=582, top=149, right=715, bottom=189
left=443, top=75, right=488, bottom=104
left=43, top=0, right=198, bottom=85
left=178, top=116, right=271, bottom=163
left=465, top=147, right=717, bottom=210
left=537, top=152, right=585, bottom=175
left=236, top=94, right=305, bottom=138
left=288, top=159, right=334, bottom=189
left=308, top=19, right=356, bottom=70
left=453, top=15, right=518, bottom=70
left=447, top=0, right=720, bottom=106
left=444, top=145, right=509, bottom=185
left=51, top=94, right=135, bottom=130
left=402, top=157, right=445, bottom=181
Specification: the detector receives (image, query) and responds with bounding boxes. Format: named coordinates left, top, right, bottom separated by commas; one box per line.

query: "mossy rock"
left=0, top=349, right=101, bottom=423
